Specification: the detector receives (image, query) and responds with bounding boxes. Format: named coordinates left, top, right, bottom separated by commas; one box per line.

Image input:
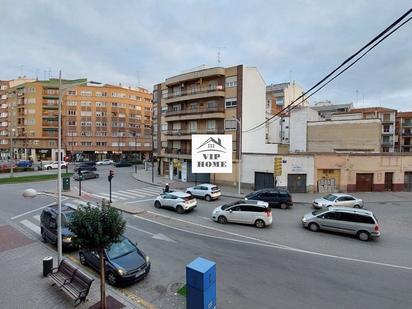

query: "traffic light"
left=108, top=170, right=114, bottom=182
left=274, top=157, right=282, bottom=176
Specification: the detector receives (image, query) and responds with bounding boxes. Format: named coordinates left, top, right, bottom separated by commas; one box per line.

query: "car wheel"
left=357, top=230, right=370, bottom=241
left=255, top=219, right=265, bottom=228
left=353, top=204, right=360, bottom=208
left=107, top=271, right=117, bottom=286
left=205, top=195, right=211, bottom=201
left=41, top=229, right=47, bottom=243
left=308, top=222, right=320, bottom=232
left=154, top=201, right=161, bottom=208
left=280, top=203, right=287, bottom=209
left=176, top=205, right=185, bottom=214
left=79, top=252, right=87, bottom=265
left=217, top=216, right=227, bottom=224
left=47, top=166, right=51, bottom=170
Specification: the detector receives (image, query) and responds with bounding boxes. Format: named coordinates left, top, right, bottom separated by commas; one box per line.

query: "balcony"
left=162, top=148, right=191, bottom=159
left=402, top=132, right=412, bottom=137
left=165, top=88, right=225, bottom=104
left=166, top=106, right=225, bottom=122
left=165, top=67, right=225, bottom=86
left=43, top=103, right=58, bottom=109
left=165, top=128, right=225, bottom=140
left=403, top=121, right=412, bottom=127
left=381, top=118, right=394, bottom=124
left=381, top=140, right=394, bottom=147
left=43, top=121, right=58, bottom=127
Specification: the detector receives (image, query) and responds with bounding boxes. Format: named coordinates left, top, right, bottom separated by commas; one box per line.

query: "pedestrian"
left=164, top=183, right=170, bottom=193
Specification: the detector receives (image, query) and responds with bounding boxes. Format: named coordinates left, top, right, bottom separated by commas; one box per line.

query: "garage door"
left=404, top=172, right=412, bottom=191
left=356, top=173, right=373, bottom=192
left=255, top=172, right=274, bottom=190
left=288, top=174, right=307, bottom=193
left=187, top=161, right=210, bottom=183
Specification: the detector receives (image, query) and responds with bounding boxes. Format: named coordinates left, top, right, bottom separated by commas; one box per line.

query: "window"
left=68, top=110, right=76, bottom=116
left=225, top=98, right=237, bottom=108
left=80, top=141, right=93, bottom=146
left=67, top=101, right=77, bottom=106
left=161, top=124, right=168, bottom=132
left=323, top=212, right=337, bottom=220
left=207, top=101, right=217, bottom=109
left=95, top=101, right=106, bottom=107
left=95, top=91, right=107, bottom=97
left=172, top=104, right=181, bottom=112
left=383, top=125, right=390, bottom=133
left=67, top=90, right=76, bottom=95
left=190, top=103, right=198, bottom=110
left=96, top=142, right=107, bottom=146
left=80, top=91, right=92, bottom=97
left=80, top=101, right=91, bottom=107
left=188, top=121, right=197, bottom=132
left=67, top=121, right=76, bottom=126
left=96, top=131, right=107, bottom=136
left=225, top=76, right=237, bottom=88
left=224, top=119, right=237, bottom=130
left=207, top=120, right=216, bottom=131
left=275, top=97, right=285, bottom=106
left=81, top=131, right=92, bottom=136
left=80, top=111, right=92, bottom=116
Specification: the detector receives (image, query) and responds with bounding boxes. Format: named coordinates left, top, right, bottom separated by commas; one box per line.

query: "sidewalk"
left=132, top=167, right=412, bottom=204
left=0, top=223, right=146, bottom=309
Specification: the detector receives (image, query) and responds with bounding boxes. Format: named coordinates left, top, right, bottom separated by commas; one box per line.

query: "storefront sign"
left=192, top=135, right=232, bottom=173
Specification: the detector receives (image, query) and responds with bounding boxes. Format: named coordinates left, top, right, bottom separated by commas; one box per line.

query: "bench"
left=48, top=259, right=94, bottom=307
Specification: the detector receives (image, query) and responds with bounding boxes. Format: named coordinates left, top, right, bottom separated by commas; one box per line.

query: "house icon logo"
left=192, top=134, right=232, bottom=173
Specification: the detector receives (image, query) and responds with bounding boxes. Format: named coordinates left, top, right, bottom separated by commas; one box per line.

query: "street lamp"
left=22, top=188, right=61, bottom=261
left=232, top=116, right=242, bottom=195
left=9, top=128, right=16, bottom=178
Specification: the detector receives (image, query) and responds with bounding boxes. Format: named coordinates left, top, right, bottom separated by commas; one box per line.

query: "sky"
left=1, top=0, right=411, bottom=110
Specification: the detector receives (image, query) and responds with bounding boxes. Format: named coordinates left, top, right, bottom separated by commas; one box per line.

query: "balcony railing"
left=403, top=121, right=412, bottom=127
left=381, top=141, right=393, bottom=146
left=165, top=148, right=191, bottom=155
left=166, top=129, right=225, bottom=136
left=43, top=121, right=58, bottom=127
left=166, top=87, right=224, bottom=100
left=402, top=132, right=412, bottom=137
left=166, top=105, right=224, bottom=117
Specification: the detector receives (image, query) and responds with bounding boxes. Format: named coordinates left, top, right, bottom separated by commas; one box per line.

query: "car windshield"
left=312, top=208, right=329, bottom=216
left=62, top=212, right=75, bottom=227
left=106, top=238, right=136, bottom=259
left=322, top=194, right=337, bottom=201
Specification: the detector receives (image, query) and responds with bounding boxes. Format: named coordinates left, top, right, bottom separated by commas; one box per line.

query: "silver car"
left=212, top=200, right=272, bottom=228
left=186, top=184, right=221, bottom=201
left=302, top=207, right=380, bottom=241
left=312, top=193, right=363, bottom=209
left=154, top=191, right=197, bottom=214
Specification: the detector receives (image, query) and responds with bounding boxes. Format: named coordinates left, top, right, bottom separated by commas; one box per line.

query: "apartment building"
left=311, top=101, right=353, bottom=120
left=340, top=107, right=397, bottom=152
left=2, top=78, right=152, bottom=162
left=395, top=112, right=412, bottom=152
left=266, top=82, right=305, bottom=115
left=154, top=65, right=277, bottom=186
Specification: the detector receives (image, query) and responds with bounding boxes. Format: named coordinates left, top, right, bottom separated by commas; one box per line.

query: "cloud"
left=1, top=0, right=411, bottom=108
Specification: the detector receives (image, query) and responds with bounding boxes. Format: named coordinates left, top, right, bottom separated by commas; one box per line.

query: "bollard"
left=43, top=256, right=53, bottom=277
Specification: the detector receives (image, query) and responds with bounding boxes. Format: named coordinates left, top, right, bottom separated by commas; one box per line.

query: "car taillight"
left=375, top=225, right=379, bottom=231
left=265, top=210, right=272, bottom=217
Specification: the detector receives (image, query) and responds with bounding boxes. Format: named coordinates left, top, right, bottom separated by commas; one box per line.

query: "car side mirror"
left=229, top=210, right=233, bottom=213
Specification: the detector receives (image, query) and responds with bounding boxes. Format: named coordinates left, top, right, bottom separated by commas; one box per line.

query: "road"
left=2, top=165, right=412, bottom=309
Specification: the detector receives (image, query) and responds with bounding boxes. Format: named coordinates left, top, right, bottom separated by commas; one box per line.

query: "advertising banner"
left=192, top=135, right=232, bottom=173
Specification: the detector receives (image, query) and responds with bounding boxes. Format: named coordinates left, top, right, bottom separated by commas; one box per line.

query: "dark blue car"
left=16, top=160, right=32, bottom=168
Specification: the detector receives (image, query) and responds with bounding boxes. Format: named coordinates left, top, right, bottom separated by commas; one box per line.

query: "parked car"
left=40, top=204, right=76, bottom=248
left=96, top=159, right=114, bottom=165
left=245, top=188, right=293, bottom=209
left=16, top=160, right=32, bottom=168
left=185, top=184, right=221, bottom=201
left=154, top=191, right=197, bottom=214
left=212, top=200, right=272, bottom=228
left=74, top=164, right=97, bottom=172
left=312, top=193, right=363, bottom=209
left=73, top=171, right=99, bottom=181
left=301, top=207, right=380, bottom=241
left=79, top=236, right=150, bottom=286
left=114, top=160, right=133, bottom=167
left=44, top=161, right=68, bottom=170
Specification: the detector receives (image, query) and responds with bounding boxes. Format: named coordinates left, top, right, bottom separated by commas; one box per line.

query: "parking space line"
left=33, top=215, right=40, bottom=221
left=10, top=202, right=56, bottom=220
left=20, top=219, right=41, bottom=235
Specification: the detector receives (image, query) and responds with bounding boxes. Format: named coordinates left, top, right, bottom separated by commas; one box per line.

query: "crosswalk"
left=89, top=186, right=161, bottom=202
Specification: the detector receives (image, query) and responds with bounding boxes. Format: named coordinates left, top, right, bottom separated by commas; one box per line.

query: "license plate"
left=135, top=269, right=145, bottom=278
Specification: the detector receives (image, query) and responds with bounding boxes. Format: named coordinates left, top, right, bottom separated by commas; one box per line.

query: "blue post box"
left=186, top=257, right=216, bottom=309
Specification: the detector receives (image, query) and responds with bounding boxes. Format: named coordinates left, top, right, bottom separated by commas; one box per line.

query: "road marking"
left=133, top=188, right=160, bottom=195
left=97, top=192, right=127, bottom=201
left=200, top=216, right=211, bottom=221
left=33, top=215, right=40, bottom=221
left=109, top=191, right=138, bottom=198
left=119, top=190, right=146, bottom=197
left=134, top=214, right=412, bottom=271
left=126, top=224, right=175, bottom=242
left=10, top=202, right=56, bottom=220
left=125, top=198, right=155, bottom=204
left=20, top=219, right=41, bottom=235
left=89, top=193, right=118, bottom=202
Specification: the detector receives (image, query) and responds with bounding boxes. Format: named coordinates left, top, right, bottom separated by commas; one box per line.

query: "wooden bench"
left=48, top=259, right=94, bottom=307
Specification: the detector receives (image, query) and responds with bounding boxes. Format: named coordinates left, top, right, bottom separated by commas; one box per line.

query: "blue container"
left=186, top=257, right=216, bottom=309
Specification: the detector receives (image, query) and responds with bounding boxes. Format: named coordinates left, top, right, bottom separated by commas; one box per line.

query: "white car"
left=96, top=159, right=114, bottom=165
left=154, top=191, right=197, bottom=214
left=212, top=200, right=272, bottom=228
left=186, top=184, right=221, bottom=201
left=44, top=161, right=68, bottom=170
left=312, top=193, right=364, bottom=209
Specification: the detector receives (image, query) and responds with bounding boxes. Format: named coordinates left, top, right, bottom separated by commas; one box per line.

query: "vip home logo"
left=192, top=135, right=232, bottom=173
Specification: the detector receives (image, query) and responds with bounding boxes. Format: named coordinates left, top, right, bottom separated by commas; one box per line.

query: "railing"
left=165, top=87, right=225, bottom=100
left=402, top=132, right=412, bottom=137
left=165, top=148, right=191, bottom=155
left=43, top=121, right=58, bottom=127
left=403, top=121, right=412, bottom=127
left=166, top=129, right=225, bottom=135
left=381, top=141, right=393, bottom=146
left=166, top=105, right=224, bottom=116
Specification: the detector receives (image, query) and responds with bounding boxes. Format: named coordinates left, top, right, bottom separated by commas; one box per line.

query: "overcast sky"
left=1, top=1, right=411, bottom=110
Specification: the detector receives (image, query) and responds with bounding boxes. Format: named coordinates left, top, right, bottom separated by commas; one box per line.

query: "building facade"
left=266, top=82, right=305, bottom=115
left=154, top=65, right=277, bottom=186
left=395, top=112, right=412, bottom=152
left=1, top=78, right=152, bottom=162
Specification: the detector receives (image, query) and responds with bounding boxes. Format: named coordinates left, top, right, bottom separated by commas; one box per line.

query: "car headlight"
left=145, top=256, right=150, bottom=263
left=63, top=237, right=72, bottom=243
left=117, top=268, right=127, bottom=276
left=302, top=218, right=307, bottom=223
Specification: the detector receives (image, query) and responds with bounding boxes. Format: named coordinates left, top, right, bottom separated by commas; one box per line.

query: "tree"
left=68, top=200, right=126, bottom=309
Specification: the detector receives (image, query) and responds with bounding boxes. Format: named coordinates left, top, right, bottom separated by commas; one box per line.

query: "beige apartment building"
left=1, top=78, right=152, bottom=162
left=153, top=65, right=277, bottom=185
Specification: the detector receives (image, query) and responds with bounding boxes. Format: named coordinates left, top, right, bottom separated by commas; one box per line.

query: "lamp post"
left=9, top=128, right=16, bottom=178
left=233, top=116, right=242, bottom=195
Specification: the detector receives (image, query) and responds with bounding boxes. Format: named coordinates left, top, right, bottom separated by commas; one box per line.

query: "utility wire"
left=244, top=8, right=412, bottom=133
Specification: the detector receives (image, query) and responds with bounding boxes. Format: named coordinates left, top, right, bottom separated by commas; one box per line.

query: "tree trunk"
left=99, top=249, right=106, bottom=309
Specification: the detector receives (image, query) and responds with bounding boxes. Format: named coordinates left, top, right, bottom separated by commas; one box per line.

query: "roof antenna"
left=215, top=46, right=225, bottom=65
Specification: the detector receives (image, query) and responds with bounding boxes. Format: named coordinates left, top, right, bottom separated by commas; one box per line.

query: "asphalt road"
left=2, top=166, right=412, bottom=309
